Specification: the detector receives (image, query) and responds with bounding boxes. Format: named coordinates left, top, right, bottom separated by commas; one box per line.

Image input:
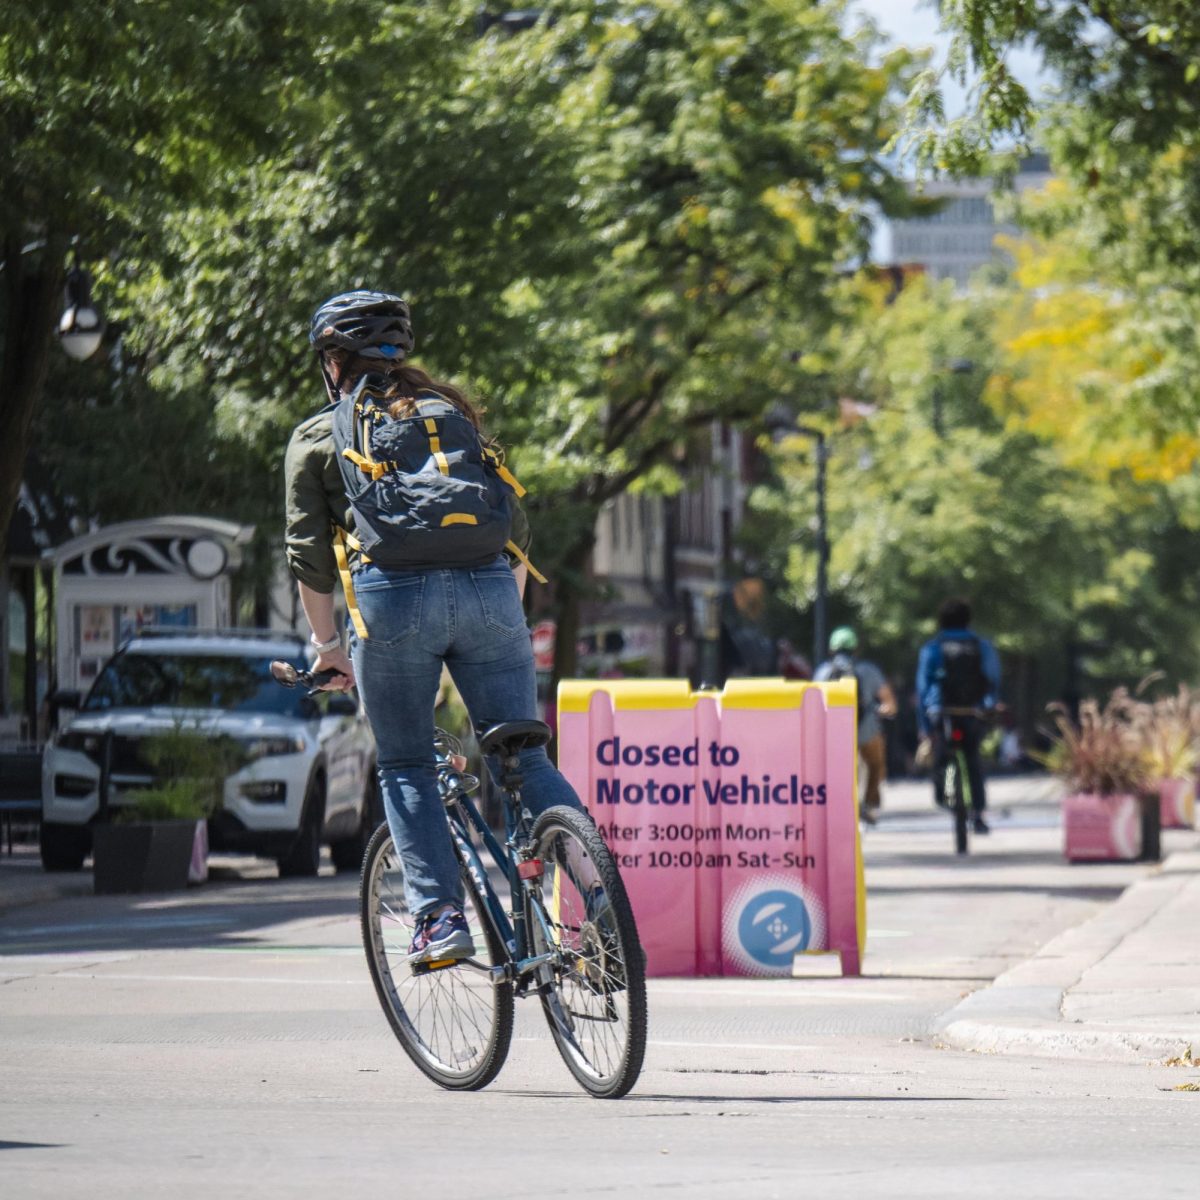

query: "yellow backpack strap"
left=505, top=540, right=547, bottom=585
left=422, top=416, right=451, bottom=476
left=332, top=527, right=369, bottom=640
left=341, top=447, right=391, bottom=480
left=484, top=447, right=527, bottom=497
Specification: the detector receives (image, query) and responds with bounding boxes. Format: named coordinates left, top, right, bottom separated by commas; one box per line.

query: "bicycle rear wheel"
left=951, top=755, right=969, bottom=855
left=360, top=822, right=513, bottom=1090
left=528, top=806, right=647, bottom=1099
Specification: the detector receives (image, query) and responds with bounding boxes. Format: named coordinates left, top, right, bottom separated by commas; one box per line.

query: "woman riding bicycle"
left=285, top=290, right=585, bottom=964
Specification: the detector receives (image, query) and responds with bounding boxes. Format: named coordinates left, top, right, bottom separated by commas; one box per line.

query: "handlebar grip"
left=308, top=667, right=345, bottom=689
left=270, top=660, right=349, bottom=692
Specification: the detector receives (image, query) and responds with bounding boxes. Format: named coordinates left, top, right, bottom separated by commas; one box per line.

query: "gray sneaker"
left=408, top=906, right=474, bottom=963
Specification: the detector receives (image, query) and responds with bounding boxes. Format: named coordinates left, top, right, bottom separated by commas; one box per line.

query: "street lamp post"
left=932, top=357, right=975, bottom=437
left=765, top=404, right=829, bottom=670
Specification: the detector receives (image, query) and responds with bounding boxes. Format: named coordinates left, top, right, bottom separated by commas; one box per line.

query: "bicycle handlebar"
left=270, top=659, right=471, bottom=777
left=269, top=659, right=348, bottom=696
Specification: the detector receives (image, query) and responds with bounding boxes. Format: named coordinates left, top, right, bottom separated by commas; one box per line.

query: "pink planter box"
left=557, top=678, right=863, bottom=978
left=1063, top=792, right=1141, bottom=862
left=1159, top=777, right=1195, bottom=830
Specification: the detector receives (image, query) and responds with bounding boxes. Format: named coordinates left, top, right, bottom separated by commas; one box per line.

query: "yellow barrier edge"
left=854, top=732, right=867, bottom=967
left=557, top=677, right=859, bottom=713
left=720, top=678, right=857, bottom=709
left=557, top=679, right=699, bottom=712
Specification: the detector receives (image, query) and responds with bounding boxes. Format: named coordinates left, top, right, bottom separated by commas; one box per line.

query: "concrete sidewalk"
left=0, top=844, right=92, bottom=915
left=940, top=846, right=1200, bottom=1064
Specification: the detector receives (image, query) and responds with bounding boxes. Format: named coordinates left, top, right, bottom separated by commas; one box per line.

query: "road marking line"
left=1, top=971, right=362, bottom=986
left=514, top=1036, right=820, bottom=1052
left=647, top=984, right=911, bottom=1001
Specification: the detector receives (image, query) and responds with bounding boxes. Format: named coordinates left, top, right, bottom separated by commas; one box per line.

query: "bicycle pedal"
left=411, top=957, right=458, bottom=975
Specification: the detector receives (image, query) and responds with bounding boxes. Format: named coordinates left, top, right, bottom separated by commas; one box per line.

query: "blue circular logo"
left=737, top=889, right=813, bottom=967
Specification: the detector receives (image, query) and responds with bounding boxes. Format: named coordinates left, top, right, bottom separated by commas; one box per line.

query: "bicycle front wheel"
left=360, top=822, right=513, bottom=1090
left=528, top=806, right=647, bottom=1099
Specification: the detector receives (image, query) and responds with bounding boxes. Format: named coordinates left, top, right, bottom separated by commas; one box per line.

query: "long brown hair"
left=325, top=351, right=484, bottom=431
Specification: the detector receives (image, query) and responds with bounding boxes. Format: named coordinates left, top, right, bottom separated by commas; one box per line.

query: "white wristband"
left=311, top=632, right=342, bottom=655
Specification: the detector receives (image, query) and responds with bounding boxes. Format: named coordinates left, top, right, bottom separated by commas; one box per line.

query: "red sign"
left=531, top=620, right=556, bottom=672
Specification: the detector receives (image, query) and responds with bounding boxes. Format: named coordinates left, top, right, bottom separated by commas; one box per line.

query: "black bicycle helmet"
left=309, top=290, right=415, bottom=361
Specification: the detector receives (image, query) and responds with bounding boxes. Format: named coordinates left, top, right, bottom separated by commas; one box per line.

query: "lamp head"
left=59, top=267, right=104, bottom=361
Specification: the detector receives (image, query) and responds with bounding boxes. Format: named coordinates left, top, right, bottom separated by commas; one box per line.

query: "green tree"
left=0, top=0, right=375, bottom=564
left=905, top=2, right=1200, bottom=174
left=747, top=273, right=1200, bottom=708
left=47, top=2, right=917, bottom=679
left=488, top=0, right=919, bottom=682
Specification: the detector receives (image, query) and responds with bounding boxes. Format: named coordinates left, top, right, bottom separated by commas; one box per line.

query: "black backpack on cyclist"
left=332, top=377, right=523, bottom=569
left=938, top=635, right=989, bottom=709
left=826, top=653, right=867, bottom=722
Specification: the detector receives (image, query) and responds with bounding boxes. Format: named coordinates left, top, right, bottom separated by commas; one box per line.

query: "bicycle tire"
left=952, top=753, right=969, bottom=856
left=527, top=805, right=647, bottom=1099
left=360, top=822, right=513, bottom=1090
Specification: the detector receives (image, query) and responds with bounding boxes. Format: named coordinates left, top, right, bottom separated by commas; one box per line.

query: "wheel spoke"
left=361, top=829, right=510, bottom=1088
left=529, top=811, right=645, bottom=1096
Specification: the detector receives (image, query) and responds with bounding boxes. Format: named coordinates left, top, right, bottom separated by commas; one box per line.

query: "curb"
left=938, top=849, right=1200, bottom=1065
left=940, top=1018, right=1197, bottom=1065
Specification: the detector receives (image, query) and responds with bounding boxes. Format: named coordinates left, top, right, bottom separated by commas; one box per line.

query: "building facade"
left=889, top=153, right=1053, bottom=289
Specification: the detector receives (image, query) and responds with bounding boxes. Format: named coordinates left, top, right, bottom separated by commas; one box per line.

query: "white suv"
left=41, top=629, right=379, bottom=877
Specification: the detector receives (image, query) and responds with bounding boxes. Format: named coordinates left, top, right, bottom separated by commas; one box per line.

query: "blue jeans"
left=349, top=556, right=583, bottom=919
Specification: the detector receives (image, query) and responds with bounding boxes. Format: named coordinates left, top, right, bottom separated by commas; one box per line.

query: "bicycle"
left=936, top=705, right=987, bottom=855
left=270, top=661, right=648, bottom=1098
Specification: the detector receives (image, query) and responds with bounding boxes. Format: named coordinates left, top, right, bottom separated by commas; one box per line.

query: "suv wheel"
left=277, top=775, right=324, bottom=878
left=331, top=768, right=382, bottom=874
left=40, top=822, right=89, bottom=872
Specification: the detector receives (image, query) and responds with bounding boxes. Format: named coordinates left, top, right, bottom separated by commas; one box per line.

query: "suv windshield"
left=84, top=653, right=311, bottom=717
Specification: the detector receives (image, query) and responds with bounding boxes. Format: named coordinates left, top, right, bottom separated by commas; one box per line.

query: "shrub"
left=1043, top=690, right=1153, bottom=797
left=121, top=725, right=246, bottom=824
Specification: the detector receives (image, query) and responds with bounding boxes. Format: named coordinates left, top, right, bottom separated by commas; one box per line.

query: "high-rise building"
left=889, top=153, right=1052, bottom=289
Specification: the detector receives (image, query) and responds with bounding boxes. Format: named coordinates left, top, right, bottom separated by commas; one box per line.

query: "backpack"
left=938, top=635, right=989, bottom=709
left=332, top=379, right=522, bottom=572
left=826, top=653, right=867, bottom=721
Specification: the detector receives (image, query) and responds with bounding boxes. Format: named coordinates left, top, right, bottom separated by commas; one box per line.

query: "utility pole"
left=933, top=357, right=975, bottom=437
left=764, top=403, right=828, bottom=669
left=811, top=428, right=828, bottom=669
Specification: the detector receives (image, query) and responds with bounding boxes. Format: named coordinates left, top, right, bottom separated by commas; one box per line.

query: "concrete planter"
left=93, top=819, right=204, bottom=895
left=1063, top=792, right=1141, bottom=862
left=1158, top=777, right=1196, bottom=830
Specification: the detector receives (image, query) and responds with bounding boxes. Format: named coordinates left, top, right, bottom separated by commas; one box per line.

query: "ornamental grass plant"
left=1043, top=690, right=1153, bottom=798
left=1133, top=683, right=1198, bottom=782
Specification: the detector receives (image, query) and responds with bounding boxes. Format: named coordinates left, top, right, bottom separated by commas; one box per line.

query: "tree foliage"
left=748, top=265, right=1200, bottom=698
left=988, top=183, right=1200, bottom=487
left=0, top=0, right=373, bottom=563
left=905, top=2, right=1200, bottom=177
left=26, top=1, right=918, bottom=666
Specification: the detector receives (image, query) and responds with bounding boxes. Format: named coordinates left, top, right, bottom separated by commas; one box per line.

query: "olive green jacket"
left=284, top=403, right=531, bottom=594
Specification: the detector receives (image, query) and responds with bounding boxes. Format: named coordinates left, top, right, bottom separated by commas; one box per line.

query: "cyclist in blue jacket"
left=916, top=598, right=1001, bottom=833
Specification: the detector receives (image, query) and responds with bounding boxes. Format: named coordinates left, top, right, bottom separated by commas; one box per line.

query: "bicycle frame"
left=433, top=753, right=558, bottom=993
left=940, top=709, right=979, bottom=855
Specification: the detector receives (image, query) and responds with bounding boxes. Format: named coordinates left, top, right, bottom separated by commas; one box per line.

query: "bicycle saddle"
left=476, top=719, right=552, bottom=759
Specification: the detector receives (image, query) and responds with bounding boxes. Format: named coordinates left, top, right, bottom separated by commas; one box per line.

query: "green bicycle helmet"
left=829, top=626, right=858, bottom=654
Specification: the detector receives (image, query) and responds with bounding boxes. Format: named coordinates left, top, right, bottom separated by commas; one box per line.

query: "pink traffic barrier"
left=557, top=679, right=864, bottom=977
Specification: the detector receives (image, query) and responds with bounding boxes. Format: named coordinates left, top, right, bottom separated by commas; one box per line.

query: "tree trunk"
left=0, top=233, right=68, bottom=566
left=548, top=524, right=597, bottom=703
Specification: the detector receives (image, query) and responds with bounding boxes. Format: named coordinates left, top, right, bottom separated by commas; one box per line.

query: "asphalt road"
left=2, top=778, right=1197, bottom=1198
